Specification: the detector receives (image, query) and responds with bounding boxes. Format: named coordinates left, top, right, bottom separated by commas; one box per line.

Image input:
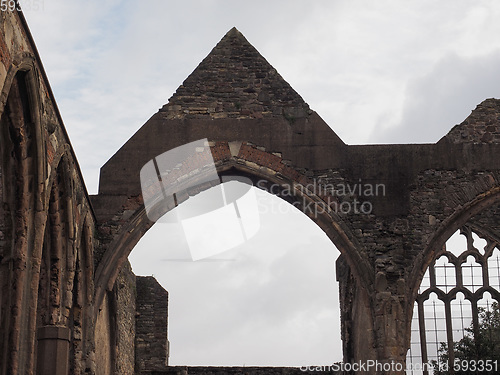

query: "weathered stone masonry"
left=1, top=9, right=500, bottom=375
left=135, top=276, right=169, bottom=373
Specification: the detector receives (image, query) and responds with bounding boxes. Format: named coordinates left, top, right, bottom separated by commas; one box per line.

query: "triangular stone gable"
left=445, top=98, right=500, bottom=143
left=161, top=27, right=311, bottom=121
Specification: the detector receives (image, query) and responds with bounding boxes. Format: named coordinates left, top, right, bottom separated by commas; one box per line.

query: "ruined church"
left=1, top=8, right=500, bottom=375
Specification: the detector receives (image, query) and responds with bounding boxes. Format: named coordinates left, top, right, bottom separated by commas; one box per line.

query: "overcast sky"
left=21, top=0, right=500, bottom=367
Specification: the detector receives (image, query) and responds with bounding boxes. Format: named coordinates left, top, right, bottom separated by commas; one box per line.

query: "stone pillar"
left=338, top=256, right=410, bottom=375
left=36, top=326, right=71, bottom=375
left=135, top=276, right=169, bottom=372
left=372, top=273, right=409, bottom=375
left=337, top=256, right=377, bottom=373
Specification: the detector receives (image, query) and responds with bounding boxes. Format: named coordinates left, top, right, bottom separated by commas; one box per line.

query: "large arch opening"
left=93, top=142, right=374, bottom=370
left=94, top=144, right=374, bottom=314
left=129, top=179, right=343, bottom=366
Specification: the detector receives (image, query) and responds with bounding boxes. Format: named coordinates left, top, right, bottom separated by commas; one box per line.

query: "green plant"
left=432, top=302, right=500, bottom=374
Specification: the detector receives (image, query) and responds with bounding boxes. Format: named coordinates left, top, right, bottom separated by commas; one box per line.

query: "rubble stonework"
left=164, top=27, right=311, bottom=121
left=135, top=276, right=169, bottom=372
left=1, top=9, right=500, bottom=375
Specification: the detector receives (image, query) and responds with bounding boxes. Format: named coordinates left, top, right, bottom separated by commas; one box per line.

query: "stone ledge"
left=140, top=366, right=343, bottom=375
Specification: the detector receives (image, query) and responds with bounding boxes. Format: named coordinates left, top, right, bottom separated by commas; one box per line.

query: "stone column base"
left=36, top=326, right=71, bottom=375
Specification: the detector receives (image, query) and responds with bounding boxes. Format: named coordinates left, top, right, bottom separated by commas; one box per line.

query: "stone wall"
left=136, top=276, right=170, bottom=372
left=116, top=261, right=138, bottom=375
left=446, top=98, right=500, bottom=143
left=94, top=263, right=170, bottom=375
left=94, top=292, right=115, bottom=375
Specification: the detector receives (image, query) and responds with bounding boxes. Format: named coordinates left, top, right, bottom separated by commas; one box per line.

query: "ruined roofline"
left=160, top=27, right=314, bottom=123
left=158, top=27, right=500, bottom=148
left=443, top=97, right=500, bottom=144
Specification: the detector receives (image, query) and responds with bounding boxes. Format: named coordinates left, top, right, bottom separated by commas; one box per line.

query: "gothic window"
left=407, top=227, right=500, bottom=375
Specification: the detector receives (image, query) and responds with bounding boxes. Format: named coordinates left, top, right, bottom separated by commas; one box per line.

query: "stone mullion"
left=70, top=250, right=83, bottom=375
left=464, top=226, right=474, bottom=252
left=65, top=215, right=81, bottom=375
left=429, top=264, right=436, bottom=289
left=37, top=176, right=72, bottom=375
left=417, top=299, right=429, bottom=375
left=25, top=209, right=47, bottom=375
left=471, top=299, right=480, bottom=356
left=64, top=194, right=76, bottom=328
left=49, top=181, right=63, bottom=325
left=82, top=223, right=95, bottom=375
left=63, top=235, right=76, bottom=328
left=482, top=254, right=490, bottom=287
left=444, top=298, right=455, bottom=375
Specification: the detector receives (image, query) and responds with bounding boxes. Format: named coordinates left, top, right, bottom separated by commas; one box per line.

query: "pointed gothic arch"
left=93, top=151, right=374, bottom=320
left=409, top=185, right=500, bottom=305
left=407, top=223, right=500, bottom=373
